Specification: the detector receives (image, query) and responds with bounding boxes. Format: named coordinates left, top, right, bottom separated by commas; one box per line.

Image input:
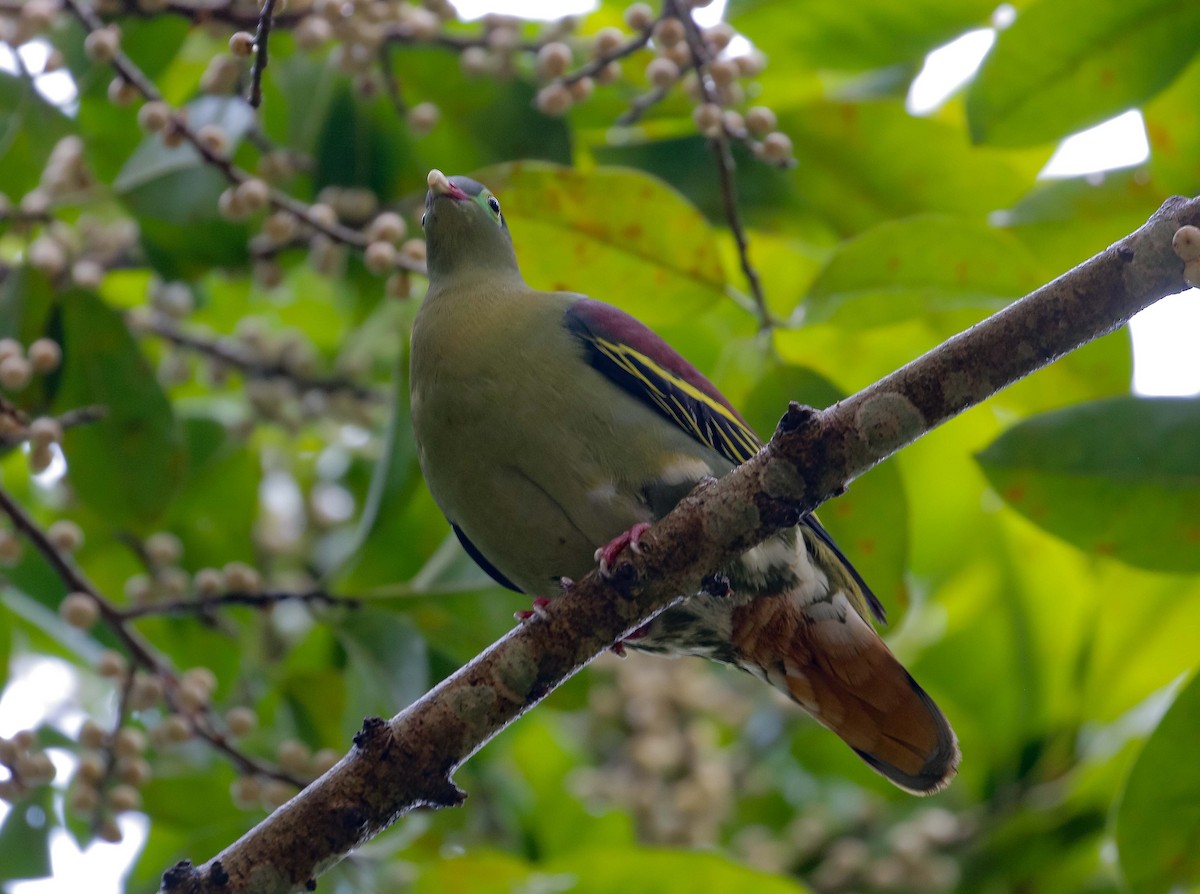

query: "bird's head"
left=422, top=169, right=520, bottom=281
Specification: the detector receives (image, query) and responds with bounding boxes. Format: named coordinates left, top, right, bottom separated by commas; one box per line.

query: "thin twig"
left=672, top=0, right=770, bottom=330
left=61, top=0, right=426, bottom=276
left=246, top=0, right=277, bottom=109
left=0, top=484, right=306, bottom=788
left=103, top=0, right=305, bottom=29
left=119, top=589, right=361, bottom=620
left=0, top=208, right=54, bottom=227
left=57, top=405, right=108, bottom=429
left=713, top=139, right=768, bottom=328
left=378, top=44, right=407, bottom=117
left=383, top=26, right=542, bottom=54
left=0, top=486, right=165, bottom=670
left=560, top=26, right=654, bottom=86
left=0, top=402, right=107, bottom=446
left=89, top=672, right=136, bottom=836
left=133, top=310, right=383, bottom=404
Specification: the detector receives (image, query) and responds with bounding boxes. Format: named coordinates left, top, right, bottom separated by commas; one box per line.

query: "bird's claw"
left=595, top=522, right=652, bottom=578
left=514, top=596, right=552, bottom=622
left=609, top=622, right=650, bottom=658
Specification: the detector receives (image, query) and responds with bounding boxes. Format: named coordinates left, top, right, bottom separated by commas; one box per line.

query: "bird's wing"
left=452, top=522, right=524, bottom=593
left=563, top=297, right=886, bottom=624
left=564, top=298, right=761, bottom=466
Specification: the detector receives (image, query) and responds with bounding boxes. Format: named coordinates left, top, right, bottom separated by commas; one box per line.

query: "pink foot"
left=610, top=622, right=650, bottom=658
left=594, top=522, right=651, bottom=577
left=514, top=596, right=552, bottom=621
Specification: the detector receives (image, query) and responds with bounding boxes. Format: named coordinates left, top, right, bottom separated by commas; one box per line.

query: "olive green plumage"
left=411, top=172, right=959, bottom=794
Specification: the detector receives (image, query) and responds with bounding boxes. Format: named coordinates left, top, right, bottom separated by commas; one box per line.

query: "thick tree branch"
left=158, top=195, right=1200, bottom=894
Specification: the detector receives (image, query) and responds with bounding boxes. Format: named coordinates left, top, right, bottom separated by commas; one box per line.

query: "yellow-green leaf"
left=476, top=163, right=726, bottom=327
left=804, top=215, right=1043, bottom=327
left=54, top=290, right=186, bottom=529
left=977, top=396, right=1200, bottom=572
left=1115, top=670, right=1200, bottom=893
left=967, top=0, right=1200, bottom=146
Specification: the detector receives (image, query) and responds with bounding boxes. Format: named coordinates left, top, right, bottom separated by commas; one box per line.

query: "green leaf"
left=0, top=266, right=55, bottom=345
left=53, top=290, right=186, bottom=529
left=0, top=266, right=57, bottom=415
left=401, top=584, right=529, bottom=665
left=414, top=851, right=531, bottom=894
left=261, top=50, right=343, bottom=159
left=734, top=229, right=832, bottom=322
left=497, top=715, right=634, bottom=858
left=165, top=416, right=260, bottom=568
left=1144, top=52, right=1200, bottom=196
left=418, top=847, right=811, bottom=894
left=313, top=79, right=411, bottom=198
left=977, top=396, right=1200, bottom=572
left=804, top=215, right=1044, bottom=326
left=1002, top=169, right=1163, bottom=274
left=1115, top=671, right=1200, bottom=893
left=388, top=48, right=572, bottom=178
left=114, top=97, right=255, bottom=199
left=0, top=786, right=55, bottom=882
left=776, top=101, right=1048, bottom=236
left=333, top=341, right=433, bottom=590
left=335, top=609, right=429, bottom=718
left=114, top=96, right=256, bottom=274
left=728, top=0, right=998, bottom=70
left=0, top=610, right=10, bottom=691
left=308, top=49, right=570, bottom=201
left=545, top=848, right=812, bottom=894
left=62, top=16, right=190, bottom=183
left=129, top=764, right=246, bottom=892
left=966, top=0, right=1200, bottom=146
left=477, top=163, right=726, bottom=326
left=0, top=72, right=72, bottom=199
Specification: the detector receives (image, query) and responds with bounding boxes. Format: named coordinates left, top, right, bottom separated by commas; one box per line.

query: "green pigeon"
left=410, top=170, right=959, bottom=794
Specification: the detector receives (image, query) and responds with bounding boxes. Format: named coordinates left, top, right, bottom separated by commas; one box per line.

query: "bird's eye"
left=420, top=212, right=426, bottom=228
left=487, top=196, right=501, bottom=214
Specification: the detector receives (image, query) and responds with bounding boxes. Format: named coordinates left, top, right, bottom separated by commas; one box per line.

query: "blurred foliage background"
left=0, top=0, right=1199, bottom=892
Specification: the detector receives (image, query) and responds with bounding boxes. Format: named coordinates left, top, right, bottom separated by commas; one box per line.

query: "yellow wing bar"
left=589, top=335, right=762, bottom=466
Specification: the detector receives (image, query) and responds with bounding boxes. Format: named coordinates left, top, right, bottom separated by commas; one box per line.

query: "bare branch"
left=118, top=588, right=361, bottom=621
left=132, top=309, right=383, bottom=404
left=156, top=194, right=1200, bottom=894
left=560, top=26, right=654, bottom=87
left=672, top=0, right=769, bottom=329
left=246, top=0, right=278, bottom=109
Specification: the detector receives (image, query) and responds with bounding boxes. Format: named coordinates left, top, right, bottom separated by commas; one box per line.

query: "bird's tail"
left=730, top=574, right=959, bottom=794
